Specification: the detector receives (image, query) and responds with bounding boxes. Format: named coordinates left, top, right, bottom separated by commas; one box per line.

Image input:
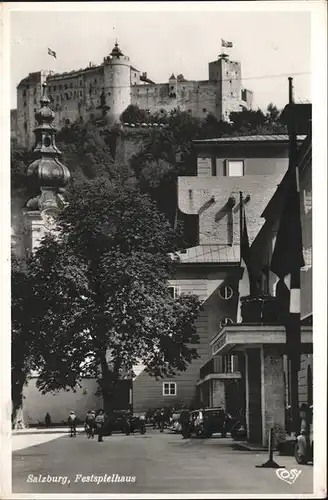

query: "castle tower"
left=103, top=41, right=131, bottom=125
left=209, top=53, right=251, bottom=121
left=168, top=73, right=177, bottom=99
left=24, top=82, right=71, bottom=254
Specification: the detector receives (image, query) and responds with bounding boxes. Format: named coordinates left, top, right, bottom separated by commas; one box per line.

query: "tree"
left=11, top=139, right=29, bottom=195
left=197, top=113, right=233, bottom=139
left=120, top=104, right=149, bottom=125
left=56, top=121, right=117, bottom=181
left=129, top=109, right=200, bottom=228
left=21, top=178, right=201, bottom=411
left=11, top=255, right=38, bottom=427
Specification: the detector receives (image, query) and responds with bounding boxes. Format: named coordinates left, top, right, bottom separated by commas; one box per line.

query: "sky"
left=9, top=4, right=312, bottom=111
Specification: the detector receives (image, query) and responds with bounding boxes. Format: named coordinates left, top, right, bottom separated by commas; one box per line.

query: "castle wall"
left=48, top=67, right=104, bottom=129
left=131, top=81, right=219, bottom=119
left=14, top=51, right=253, bottom=150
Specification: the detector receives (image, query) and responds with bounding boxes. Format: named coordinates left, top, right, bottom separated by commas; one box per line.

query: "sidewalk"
left=12, top=425, right=85, bottom=435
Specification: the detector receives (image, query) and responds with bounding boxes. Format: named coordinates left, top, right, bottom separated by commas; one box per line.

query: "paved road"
left=12, top=429, right=313, bottom=495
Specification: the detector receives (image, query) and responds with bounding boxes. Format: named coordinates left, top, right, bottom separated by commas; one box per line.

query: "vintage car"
left=129, top=413, right=147, bottom=435
left=189, top=407, right=238, bottom=438
left=101, top=411, right=131, bottom=436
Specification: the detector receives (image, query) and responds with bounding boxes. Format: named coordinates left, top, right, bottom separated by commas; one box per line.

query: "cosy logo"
left=276, top=468, right=302, bottom=485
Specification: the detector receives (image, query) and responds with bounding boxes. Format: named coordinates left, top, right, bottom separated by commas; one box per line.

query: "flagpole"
left=287, top=76, right=300, bottom=438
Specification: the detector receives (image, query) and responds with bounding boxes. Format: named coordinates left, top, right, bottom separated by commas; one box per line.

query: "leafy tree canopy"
left=21, top=179, right=201, bottom=410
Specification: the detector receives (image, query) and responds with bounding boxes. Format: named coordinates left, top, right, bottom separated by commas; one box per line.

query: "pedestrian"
left=68, top=410, right=77, bottom=437
left=45, top=412, right=51, bottom=428
left=179, top=404, right=190, bottom=439
left=159, top=408, right=166, bottom=433
left=85, top=410, right=96, bottom=439
left=95, top=409, right=105, bottom=442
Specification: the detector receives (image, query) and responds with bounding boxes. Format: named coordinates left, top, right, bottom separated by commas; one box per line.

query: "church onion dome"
left=169, top=73, right=176, bottom=80
left=26, top=157, right=70, bottom=189
left=25, top=82, right=71, bottom=211
left=110, top=41, right=124, bottom=58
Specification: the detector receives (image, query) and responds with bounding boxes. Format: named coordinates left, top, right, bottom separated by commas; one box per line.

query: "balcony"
left=210, top=324, right=313, bottom=357
left=198, top=355, right=242, bottom=387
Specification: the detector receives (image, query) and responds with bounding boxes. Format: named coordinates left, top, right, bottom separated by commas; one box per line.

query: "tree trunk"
left=98, top=354, right=120, bottom=414
left=12, top=374, right=26, bottom=429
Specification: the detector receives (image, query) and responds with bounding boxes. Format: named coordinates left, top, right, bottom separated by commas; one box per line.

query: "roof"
left=170, top=245, right=240, bottom=264
left=193, top=134, right=307, bottom=145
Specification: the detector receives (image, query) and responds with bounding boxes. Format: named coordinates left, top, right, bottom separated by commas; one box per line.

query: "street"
left=12, top=428, right=313, bottom=494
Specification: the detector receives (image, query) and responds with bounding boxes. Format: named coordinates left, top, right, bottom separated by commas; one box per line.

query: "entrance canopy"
left=211, top=324, right=313, bottom=356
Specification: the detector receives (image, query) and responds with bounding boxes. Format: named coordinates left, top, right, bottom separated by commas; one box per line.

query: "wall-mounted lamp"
left=188, top=189, right=193, bottom=199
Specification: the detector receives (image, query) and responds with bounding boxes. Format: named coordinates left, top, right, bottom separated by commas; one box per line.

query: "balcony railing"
left=199, top=355, right=239, bottom=380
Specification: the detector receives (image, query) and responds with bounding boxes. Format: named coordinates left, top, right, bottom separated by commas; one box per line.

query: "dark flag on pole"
left=236, top=203, right=252, bottom=323
left=270, top=165, right=305, bottom=370
left=48, top=48, right=57, bottom=59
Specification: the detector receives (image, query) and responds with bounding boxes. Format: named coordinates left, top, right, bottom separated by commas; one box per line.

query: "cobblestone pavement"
left=12, top=429, right=313, bottom=495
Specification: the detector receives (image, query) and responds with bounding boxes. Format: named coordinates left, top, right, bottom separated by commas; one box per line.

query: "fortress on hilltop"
left=13, top=41, right=253, bottom=149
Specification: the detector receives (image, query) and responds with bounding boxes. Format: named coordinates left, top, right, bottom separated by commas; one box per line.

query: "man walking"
left=159, top=408, right=166, bottom=433
left=95, top=410, right=105, bottom=442
left=179, top=404, right=190, bottom=439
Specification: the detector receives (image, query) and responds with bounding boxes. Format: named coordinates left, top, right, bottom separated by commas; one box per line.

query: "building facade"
left=132, top=135, right=298, bottom=414
left=13, top=42, right=253, bottom=149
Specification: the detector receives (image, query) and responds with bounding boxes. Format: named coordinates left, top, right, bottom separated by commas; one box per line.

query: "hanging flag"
left=221, top=39, right=233, bottom=48
left=270, top=164, right=304, bottom=370
left=48, top=48, right=57, bottom=59
left=236, top=205, right=251, bottom=323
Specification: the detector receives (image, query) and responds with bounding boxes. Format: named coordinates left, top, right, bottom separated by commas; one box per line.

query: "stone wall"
left=22, top=378, right=102, bottom=425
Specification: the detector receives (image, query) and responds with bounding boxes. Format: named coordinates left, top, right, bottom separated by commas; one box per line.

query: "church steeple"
left=26, top=82, right=70, bottom=214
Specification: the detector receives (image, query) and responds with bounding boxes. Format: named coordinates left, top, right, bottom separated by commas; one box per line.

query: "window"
left=219, top=285, right=233, bottom=300
left=59, top=84, right=62, bottom=90
left=211, top=158, right=217, bottom=176
left=163, top=382, right=177, bottom=396
left=224, top=355, right=237, bottom=373
left=53, top=86, right=57, bottom=91
left=220, top=317, right=233, bottom=328
left=202, top=108, right=207, bottom=113
left=70, top=83, right=73, bottom=88
left=225, top=160, right=244, bottom=177
left=168, top=285, right=181, bottom=299
left=64, top=84, right=68, bottom=90
left=24, top=101, right=27, bottom=107
left=48, top=86, right=51, bottom=92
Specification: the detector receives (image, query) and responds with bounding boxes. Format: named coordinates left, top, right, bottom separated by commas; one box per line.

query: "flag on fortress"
left=221, top=39, right=233, bottom=48
left=270, top=164, right=304, bottom=371
left=236, top=205, right=251, bottom=323
left=48, top=48, right=57, bottom=59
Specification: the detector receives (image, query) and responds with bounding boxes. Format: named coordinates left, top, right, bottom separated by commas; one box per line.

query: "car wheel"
left=294, top=442, right=308, bottom=464
left=140, top=427, right=146, bottom=435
